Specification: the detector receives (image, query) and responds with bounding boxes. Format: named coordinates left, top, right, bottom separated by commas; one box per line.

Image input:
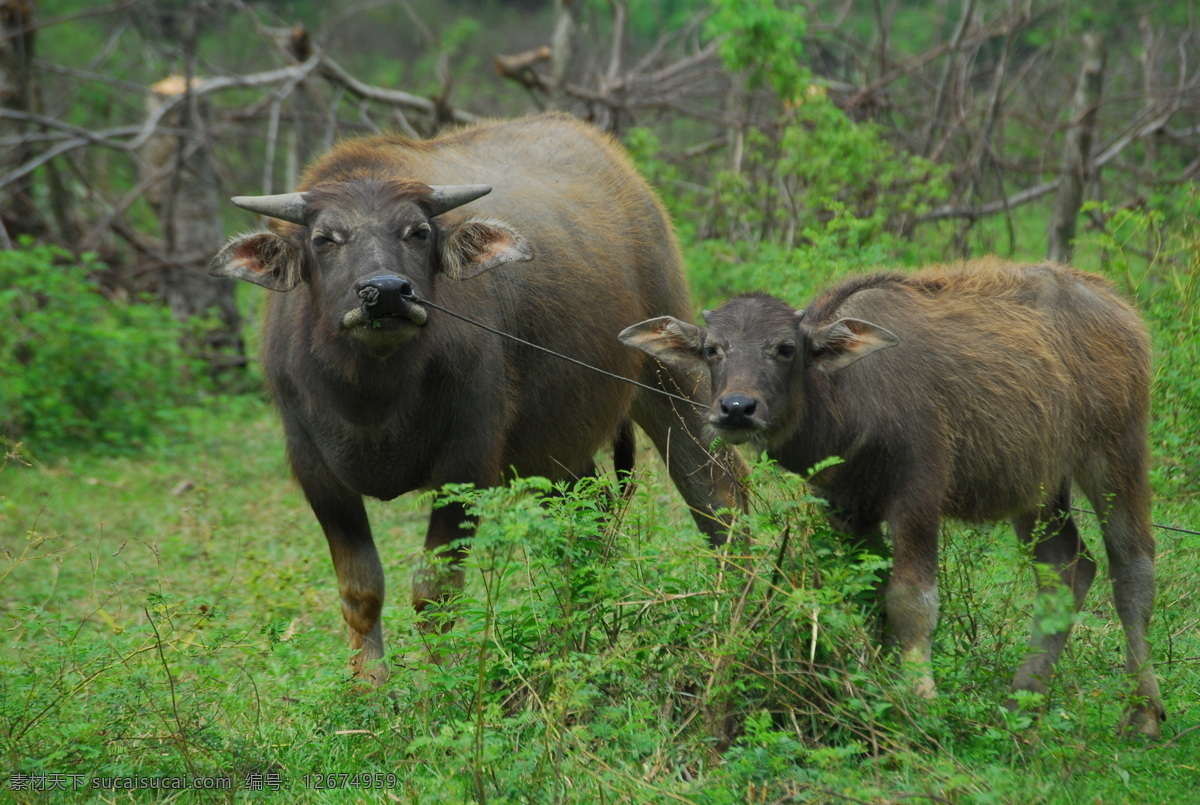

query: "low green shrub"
left=0, top=241, right=207, bottom=459
left=1077, top=187, right=1200, bottom=501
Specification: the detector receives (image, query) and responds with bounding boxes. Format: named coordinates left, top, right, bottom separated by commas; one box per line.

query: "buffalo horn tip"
left=426, top=184, right=493, bottom=217
left=231, top=193, right=309, bottom=225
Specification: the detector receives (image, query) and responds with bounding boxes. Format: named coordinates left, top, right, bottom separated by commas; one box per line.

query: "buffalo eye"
left=409, top=224, right=431, bottom=241
left=312, top=234, right=334, bottom=249
left=775, top=343, right=797, bottom=359
left=703, top=344, right=721, bottom=360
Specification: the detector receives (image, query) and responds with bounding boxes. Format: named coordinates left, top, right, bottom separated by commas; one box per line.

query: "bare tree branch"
left=316, top=57, right=479, bottom=124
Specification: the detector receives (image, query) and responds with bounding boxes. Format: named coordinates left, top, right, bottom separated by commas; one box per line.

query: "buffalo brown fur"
left=210, top=113, right=747, bottom=685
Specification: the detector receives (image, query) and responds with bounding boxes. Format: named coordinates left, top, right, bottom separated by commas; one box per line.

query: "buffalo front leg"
left=630, top=377, right=748, bottom=547
left=412, top=500, right=475, bottom=634
left=306, top=483, right=388, bottom=686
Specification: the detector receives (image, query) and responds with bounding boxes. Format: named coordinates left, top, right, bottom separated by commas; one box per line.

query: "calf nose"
left=356, top=274, right=415, bottom=318
left=718, top=393, right=758, bottom=426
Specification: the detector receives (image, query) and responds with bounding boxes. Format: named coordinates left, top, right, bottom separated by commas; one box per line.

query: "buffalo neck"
left=316, top=336, right=455, bottom=429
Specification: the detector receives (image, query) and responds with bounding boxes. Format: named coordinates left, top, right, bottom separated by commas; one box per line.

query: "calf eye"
left=776, top=343, right=797, bottom=359
left=703, top=344, right=720, bottom=360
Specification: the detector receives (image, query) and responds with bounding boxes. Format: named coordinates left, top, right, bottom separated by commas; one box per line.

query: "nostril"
left=357, top=284, right=380, bottom=306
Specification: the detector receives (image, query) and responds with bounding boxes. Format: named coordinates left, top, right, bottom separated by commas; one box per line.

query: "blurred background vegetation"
left=1, top=0, right=1198, bottom=457
left=1, top=1, right=1198, bottom=802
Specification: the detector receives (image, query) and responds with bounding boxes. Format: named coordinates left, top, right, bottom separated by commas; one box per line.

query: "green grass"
left=3, top=386, right=1199, bottom=803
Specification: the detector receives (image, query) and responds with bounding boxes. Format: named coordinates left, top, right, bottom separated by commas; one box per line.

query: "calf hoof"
left=912, top=675, right=938, bottom=699
left=898, top=656, right=937, bottom=699
left=1003, top=686, right=1047, bottom=716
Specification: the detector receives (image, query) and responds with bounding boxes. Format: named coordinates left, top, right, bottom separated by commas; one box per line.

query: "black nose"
left=718, top=394, right=757, bottom=426
left=356, top=274, right=415, bottom=318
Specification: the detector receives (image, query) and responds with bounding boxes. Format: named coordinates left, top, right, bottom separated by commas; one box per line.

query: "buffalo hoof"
left=1120, top=703, right=1164, bottom=740
left=349, top=658, right=390, bottom=688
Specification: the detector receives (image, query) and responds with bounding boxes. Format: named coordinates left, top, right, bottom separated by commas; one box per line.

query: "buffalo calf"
left=619, top=258, right=1163, bottom=737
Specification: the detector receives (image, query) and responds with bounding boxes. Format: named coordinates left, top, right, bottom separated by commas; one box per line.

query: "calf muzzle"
left=717, top=393, right=758, bottom=427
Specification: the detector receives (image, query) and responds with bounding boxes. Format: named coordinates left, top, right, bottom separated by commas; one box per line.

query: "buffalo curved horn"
left=231, top=193, right=309, bottom=225
left=426, top=184, right=492, bottom=217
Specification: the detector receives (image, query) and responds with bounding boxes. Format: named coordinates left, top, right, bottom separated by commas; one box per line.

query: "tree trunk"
left=548, top=0, right=578, bottom=109
left=1047, top=32, right=1105, bottom=263
left=141, top=75, right=245, bottom=376
left=0, top=0, right=36, bottom=245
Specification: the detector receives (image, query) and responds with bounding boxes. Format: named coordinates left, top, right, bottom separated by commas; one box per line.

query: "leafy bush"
left=694, top=97, right=950, bottom=252
left=682, top=208, right=902, bottom=312
left=0, top=241, right=207, bottom=459
left=628, top=57, right=949, bottom=314
left=372, top=463, right=904, bottom=801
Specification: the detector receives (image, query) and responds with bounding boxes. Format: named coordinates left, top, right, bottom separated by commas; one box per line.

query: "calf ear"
left=209, top=231, right=304, bottom=292
left=441, top=217, right=534, bottom=280
left=809, top=317, right=899, bottom=372
left=618, top=316, right=704, bottom=371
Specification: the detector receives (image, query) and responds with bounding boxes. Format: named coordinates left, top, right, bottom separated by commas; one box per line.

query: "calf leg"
left=1077, top=427, right=1164, bottom=737
left=885, top=505, right=940, bottom=698
left=1009, top=485, right=1096, bottom=705
left=1104, top=508, right=1163, bottom=737
left=830, top=515, right=891, bottom=640
left=1081, top=478, right=1163, bottom=736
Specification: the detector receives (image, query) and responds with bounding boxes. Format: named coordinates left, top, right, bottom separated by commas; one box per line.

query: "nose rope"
left=406, top=292, right=705, bottom=409
left=400, top=295, right=1200, bottom=539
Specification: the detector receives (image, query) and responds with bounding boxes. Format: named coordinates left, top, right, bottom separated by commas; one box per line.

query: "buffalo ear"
left=209, top=231, right=304, bottom=291
left=618, top=316, right=704, bottom=371
left=441, top=217, right=533, bottom=280
left=809, top=317, right=899, bottom=372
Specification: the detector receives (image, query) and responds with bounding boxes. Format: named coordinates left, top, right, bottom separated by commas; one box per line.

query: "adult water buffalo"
left=619, top=258, right=1163, bottom=737
left=210, top=113, right=745, bottom=684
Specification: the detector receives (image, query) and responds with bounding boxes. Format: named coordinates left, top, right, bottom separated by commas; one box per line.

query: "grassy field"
left=4, top=229, right=1200, bottom=802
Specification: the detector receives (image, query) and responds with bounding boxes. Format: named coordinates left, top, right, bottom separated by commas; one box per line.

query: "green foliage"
left=319, top=462, right=911, bottom=801
left=706, top=95, right=949, bottom=248
left=1077, top=187, right=1200, bottom=502
left=633, top=93, right=949, bottom=313
left=776, top=98, right=950, bottom=237
left=681, top=210, right=902, bottom=315
left=0, top=242, right=207, bottom=459
left=707, top=0, right=808, bottom=99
